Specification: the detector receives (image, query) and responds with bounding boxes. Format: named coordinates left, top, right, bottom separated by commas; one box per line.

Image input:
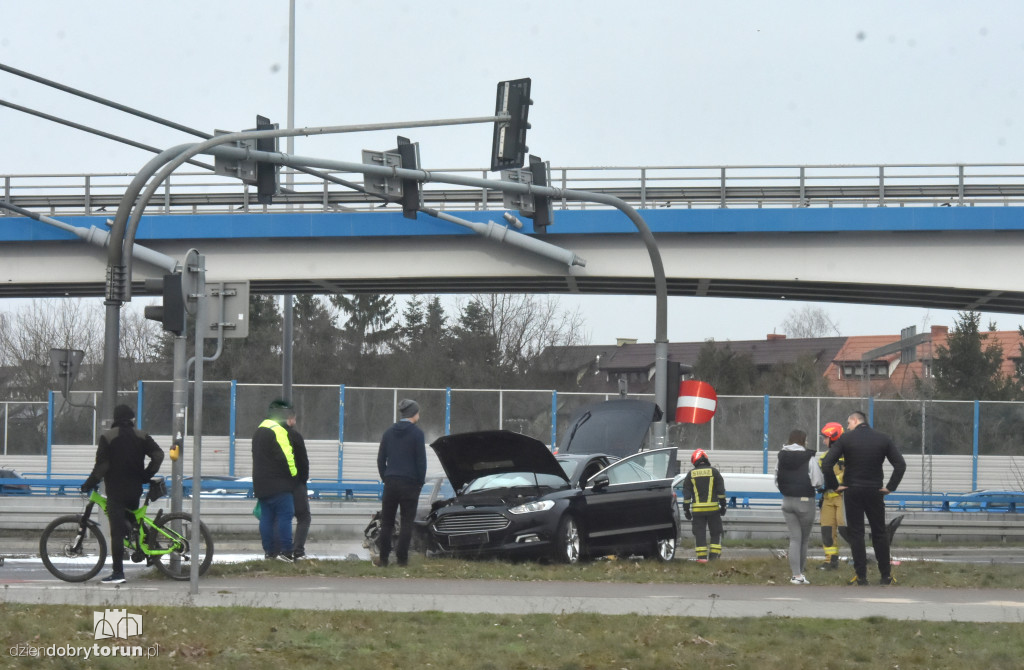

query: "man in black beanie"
left=375, top=398, right=426, bottom=567
left=81, top=404, right=164, bottom=584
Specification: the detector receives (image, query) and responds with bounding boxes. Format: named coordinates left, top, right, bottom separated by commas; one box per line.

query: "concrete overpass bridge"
left=3, top=163, right=1024, bottom=314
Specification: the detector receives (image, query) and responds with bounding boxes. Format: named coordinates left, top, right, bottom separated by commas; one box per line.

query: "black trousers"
left=843, top=486, right=891, bottom=579
left=690, top=511, right=723, bottom=557
left=293, top=483, right=311, bottom=555
left=380, top=476, right=422, bottom=564
left=106, top=491, right=140, bottom=574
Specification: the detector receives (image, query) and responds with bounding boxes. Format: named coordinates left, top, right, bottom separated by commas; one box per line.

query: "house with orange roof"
left=827, top=325, right=1024, bottom=397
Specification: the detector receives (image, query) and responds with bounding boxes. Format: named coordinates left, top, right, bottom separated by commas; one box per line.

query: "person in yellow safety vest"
left=680, top=448, right=727, bottom=563
left=818, top=422, right=849, bottom=571
left=252, top=399, right=299, bottom=563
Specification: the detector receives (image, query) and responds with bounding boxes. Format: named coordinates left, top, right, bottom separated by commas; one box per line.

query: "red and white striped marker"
left=675, top=380, right=718, bottom=424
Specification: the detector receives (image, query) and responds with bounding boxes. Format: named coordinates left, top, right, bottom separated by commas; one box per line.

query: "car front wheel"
left=553, top=515, right=582, bottom=564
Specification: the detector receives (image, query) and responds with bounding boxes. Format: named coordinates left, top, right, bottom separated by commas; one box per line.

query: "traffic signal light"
left=255, top=114, right=279, bottom=205
left=396, top=136, right=421, bottom=219
left=490, top=78, right=532, bottom=171
left=665, top=361, right=684, bottom=423
left=526, top=155, right=553, bottom=233
left=144, top=273, right=186, bottom=335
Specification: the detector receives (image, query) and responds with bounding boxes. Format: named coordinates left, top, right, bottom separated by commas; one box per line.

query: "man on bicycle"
left=81, top=404, right=164, bottom=584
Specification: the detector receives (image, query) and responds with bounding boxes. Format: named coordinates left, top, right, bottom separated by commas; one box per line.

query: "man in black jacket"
left=821, top=410, right=906, bottom=586
left=375, top=398, right=427, bottom=567
left=288, top=416, right=311, bottom=560
left=81, top=404, right=164, bottom=584
left=252, top=399, right=298, bottom=562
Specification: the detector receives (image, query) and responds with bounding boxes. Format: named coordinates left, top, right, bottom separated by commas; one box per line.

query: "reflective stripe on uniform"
left=259, top=419, right=297, bottom=477
left=688, top=467, right=721, bottom=513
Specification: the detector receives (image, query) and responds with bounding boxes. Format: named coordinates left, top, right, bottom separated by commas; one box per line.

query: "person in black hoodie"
left=775, top=429, right=824, bottom=585
left=375, top=398, right=427, bottom=567
left=81, top=404, right=164, bottom=584
left=821, top=411, right=906, bottom=586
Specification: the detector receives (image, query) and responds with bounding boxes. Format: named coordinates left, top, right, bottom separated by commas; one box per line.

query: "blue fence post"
left=136, top=380, right=144, bottom=430
left=46, top=391, right=54, bottom=477
left=551, top=390, right=558, bottom=450
left=445, top=387, right=452, bottom=435
left=867, top=397, right=875, bottom=425
left=762, top=395, right=770, bottom=474
left=338, top=384, right=345, bottom=482
left=229, top=380, right=237, bottom=476
left=972, top=400, right=980, bottom=491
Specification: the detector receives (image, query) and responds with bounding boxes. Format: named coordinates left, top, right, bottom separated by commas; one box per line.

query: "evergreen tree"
left=204, top=294, right=283, bottom=382
left=451, top=298, right=502, bottom=386
left=292, top=295, right=340, bottom=384
left=331, top=294, right=399, bottom=385
left=762, top=354, right=834, bottom=397
left=691, top=340, right=759, bottom=395
left=929, top=311, right=1014, bottom=401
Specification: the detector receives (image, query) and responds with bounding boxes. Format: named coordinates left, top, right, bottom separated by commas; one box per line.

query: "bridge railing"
left=4, top=163, right=1024, bottom=217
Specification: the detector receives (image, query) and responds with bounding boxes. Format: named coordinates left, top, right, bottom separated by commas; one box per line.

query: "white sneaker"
left=790, top=575, right=810, bottom=585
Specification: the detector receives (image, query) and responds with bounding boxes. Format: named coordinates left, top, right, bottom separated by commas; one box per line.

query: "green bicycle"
left=39, top=477, right=214, bottom=582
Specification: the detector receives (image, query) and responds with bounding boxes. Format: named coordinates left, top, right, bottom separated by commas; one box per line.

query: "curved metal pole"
left=101, top=143, right=196, bottom=425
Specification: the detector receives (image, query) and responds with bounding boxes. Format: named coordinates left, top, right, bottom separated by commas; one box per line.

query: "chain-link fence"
left=4, top=386, right=1023, bottom=493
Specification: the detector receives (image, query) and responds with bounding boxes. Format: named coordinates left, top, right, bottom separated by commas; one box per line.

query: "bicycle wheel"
left=150, top=512, right=214, bottom=580
left=39, top=514, right=108, bottom=582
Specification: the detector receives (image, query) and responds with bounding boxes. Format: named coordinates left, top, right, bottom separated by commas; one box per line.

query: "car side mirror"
left=590, top=475, right=610, bottom=492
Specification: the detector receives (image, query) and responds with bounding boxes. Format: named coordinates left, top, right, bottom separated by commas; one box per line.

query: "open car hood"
left=556, top=398, right=663, bottom=458
left=430, top=430, right=569, bottom=492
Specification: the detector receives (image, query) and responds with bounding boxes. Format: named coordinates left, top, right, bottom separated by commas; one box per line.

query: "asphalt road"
left=2, top=572, right=1023, bottom=623
left=2, top=544, right=1023, bottom=623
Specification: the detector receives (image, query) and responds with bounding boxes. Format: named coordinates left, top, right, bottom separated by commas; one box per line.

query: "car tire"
left=553, top=515, right=582, bottom=564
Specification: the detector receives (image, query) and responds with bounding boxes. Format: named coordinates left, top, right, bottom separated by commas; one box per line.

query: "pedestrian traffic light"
left=525, top=155, right=553, bottom=233
left=255, top=114, right=279, bottom=205
left=490, top=78, right=532, bottom=172
left=143, top=273, right=186, bottom=335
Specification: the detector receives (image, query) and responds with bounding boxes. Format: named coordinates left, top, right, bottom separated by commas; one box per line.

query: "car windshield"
left=464, top=471, right=568, bottom=493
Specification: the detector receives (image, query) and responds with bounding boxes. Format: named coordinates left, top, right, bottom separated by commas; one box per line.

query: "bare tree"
left=469, top=294, right=589, bottom=375
left=119, top=303, right=166, bottom=383
left=779, top=305, right=841, bottom=338
left=0, top=298, right=104, bottom=400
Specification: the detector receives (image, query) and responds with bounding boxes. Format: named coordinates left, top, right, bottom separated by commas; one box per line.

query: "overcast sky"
left=4, top=1, right=1024, bottom=343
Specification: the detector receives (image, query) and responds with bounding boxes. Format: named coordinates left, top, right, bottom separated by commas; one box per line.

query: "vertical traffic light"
left=526, top=155, right=553, bottom=233
left=143, top=273, right=186, bottom=335
left=396, top=136, right=421, bottom=219
left=490, top=78, right=532, bottom=171
left=665, top=361, right=684, bottom=423
left=255, top=114, right=279, bottom=205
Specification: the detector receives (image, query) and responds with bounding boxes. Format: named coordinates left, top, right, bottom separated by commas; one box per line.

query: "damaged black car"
left=424, top=430, right=679, bottom=564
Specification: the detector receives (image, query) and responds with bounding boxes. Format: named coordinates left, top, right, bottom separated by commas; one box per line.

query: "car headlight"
left=509, top=500, right=555, bottom=514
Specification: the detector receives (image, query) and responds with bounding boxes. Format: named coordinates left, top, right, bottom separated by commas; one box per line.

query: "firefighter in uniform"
left=818, top=422, right=849, bottom=570
left=680, top=448, right=727, bottom=562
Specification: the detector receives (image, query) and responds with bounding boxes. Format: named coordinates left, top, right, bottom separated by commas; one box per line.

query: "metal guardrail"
left=722, top=489, right=1021, bottom=513
left=4, top=163, right=1024, bottom=217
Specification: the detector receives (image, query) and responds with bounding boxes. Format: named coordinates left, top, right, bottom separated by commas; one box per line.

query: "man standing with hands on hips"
left=821, top=410, right=906, bottom=586
left=375, top=398, right=427, bottom=568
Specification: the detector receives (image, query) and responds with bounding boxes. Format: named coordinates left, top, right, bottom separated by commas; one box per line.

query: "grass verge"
left=206, top=553, right=1024, bottom=590
left=3, top=603, right=1023, bottom=669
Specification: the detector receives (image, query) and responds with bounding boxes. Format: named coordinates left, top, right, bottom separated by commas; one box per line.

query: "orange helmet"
left=821, top=422, right=844, bottom=442
left=691, top=448, right=709, bottom=465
